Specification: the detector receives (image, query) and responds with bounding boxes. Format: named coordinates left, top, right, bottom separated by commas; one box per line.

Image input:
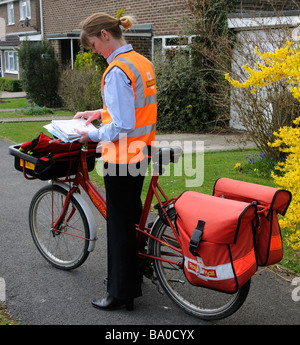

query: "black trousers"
left=103, top=160, right=148, bottom=300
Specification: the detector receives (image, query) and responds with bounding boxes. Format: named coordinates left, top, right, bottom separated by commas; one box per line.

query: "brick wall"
left=125, top=36, right=152, bottom=60
left=42, top=0, right=191, bottom=37
left=42, top=0, right=300, bottom=66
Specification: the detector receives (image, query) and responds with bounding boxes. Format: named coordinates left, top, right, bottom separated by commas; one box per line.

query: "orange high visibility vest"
left=101, top=50, right=157, bottom=164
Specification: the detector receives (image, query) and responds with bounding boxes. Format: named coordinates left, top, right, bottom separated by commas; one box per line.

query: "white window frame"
left=4, top=50, right=18, bottom=74
left=152, top=35, right=195, bottom=60
left=19, top=0, right=31, bottom=21
left=7, top=2, right=15, bottom=25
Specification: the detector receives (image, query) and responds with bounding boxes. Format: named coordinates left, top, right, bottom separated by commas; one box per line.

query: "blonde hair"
left=79, top=12, right=134, bottom=49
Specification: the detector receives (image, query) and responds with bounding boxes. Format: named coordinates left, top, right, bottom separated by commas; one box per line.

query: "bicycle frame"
left=51, top=144, right=183, bottom=265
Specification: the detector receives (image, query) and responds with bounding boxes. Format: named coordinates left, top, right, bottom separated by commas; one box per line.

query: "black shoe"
left=91, top=294, right=134, bottom=311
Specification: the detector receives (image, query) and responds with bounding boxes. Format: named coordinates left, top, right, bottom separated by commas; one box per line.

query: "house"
left=0, top=0, right=299, bottom=82
left=0, top=0, right=42, bottom=78
left=0, top=0, right=193, bottom=76
left=41, top=0, right=191, bottom=68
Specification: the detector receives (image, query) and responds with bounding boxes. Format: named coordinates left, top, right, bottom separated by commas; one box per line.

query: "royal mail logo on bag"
left=201, top=267, right=217, bottom=278
left=188, top=261, right=199, bottom=274
left=185, top=257, right=234, bottom=282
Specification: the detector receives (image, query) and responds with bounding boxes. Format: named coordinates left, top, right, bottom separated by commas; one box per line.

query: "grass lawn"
left=0, top=97, right=74, bottom=118
left=0, top=97, right=28, bottom=109
left=0, top=121, right=60, bottom=143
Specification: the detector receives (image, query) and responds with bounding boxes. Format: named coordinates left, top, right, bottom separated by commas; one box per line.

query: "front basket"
left=9, top=144, right=96, bottom=180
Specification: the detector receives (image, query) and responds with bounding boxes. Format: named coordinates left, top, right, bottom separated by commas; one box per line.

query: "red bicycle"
left=10, top=142, right=250, bottom=320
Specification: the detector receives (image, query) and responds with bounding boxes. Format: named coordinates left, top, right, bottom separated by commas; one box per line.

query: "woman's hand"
left=73, top=109, right=102, bottom=125
left=74, top=129, right=90, bottom=143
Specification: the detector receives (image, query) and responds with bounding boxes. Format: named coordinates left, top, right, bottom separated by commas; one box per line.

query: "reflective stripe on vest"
left=114, top=56, right=157, bottom=108
left=101, top=50, right=157, bottom=164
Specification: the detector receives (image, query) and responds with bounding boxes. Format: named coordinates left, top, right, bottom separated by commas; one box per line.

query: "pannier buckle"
left=189, top=220, right=205, bottom=256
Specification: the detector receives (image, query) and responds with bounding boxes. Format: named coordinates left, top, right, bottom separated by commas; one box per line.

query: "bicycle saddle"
left=152, top=146, right=183, bottom=165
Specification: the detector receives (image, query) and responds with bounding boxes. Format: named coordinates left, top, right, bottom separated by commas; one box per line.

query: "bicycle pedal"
left=151, top=276, right=164, bottom=295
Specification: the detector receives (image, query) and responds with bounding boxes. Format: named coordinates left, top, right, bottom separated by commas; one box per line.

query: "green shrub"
left=58, top=63, right=103, bottom=112
left=58, top=51, right=106, bottom=112
left=18, top=40, right=61, bottom=107
left=154, top=51, right=216, bottom=132
left=0, top=78, right=22, bottom=92
left=19, top=105, right=54, bottom=116
left=74, top=50, right=107, bottom=71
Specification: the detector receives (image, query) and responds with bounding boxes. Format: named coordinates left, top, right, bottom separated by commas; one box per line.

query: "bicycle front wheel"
left=149, top=207, right=251, bottom=320
left=29, top=184, right=90, bottom=270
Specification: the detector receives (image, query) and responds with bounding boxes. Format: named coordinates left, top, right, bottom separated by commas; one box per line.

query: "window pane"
left=4, top=51, right=18, bottom=72
left=166, top=37, right=188, bottom=46
left=26, top=0, right=31, bottom=18
left=7, top=3, right=14, bottom=24
left=4, top=52, right=8, bottom=69
left=14, top=53, right=18, bottom=71
left=154, top=38, right=162, bottom=53
left=20, top=0, right=30, bottom=20
left=165, top=37, right=180, bottom=46
left=9, top=56, right=13, bottom=70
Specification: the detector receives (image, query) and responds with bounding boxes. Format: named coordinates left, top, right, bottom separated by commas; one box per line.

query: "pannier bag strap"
left=189, top=220, right=205, bottom=256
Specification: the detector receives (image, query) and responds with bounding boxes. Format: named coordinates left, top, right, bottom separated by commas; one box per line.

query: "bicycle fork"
left=49, top=183, right=98, bottom=251
left=50, top=185, right=76, bottom=237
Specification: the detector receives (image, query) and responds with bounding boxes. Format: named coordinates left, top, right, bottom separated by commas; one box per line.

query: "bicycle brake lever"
left=81, top=143, right=88, bottom=152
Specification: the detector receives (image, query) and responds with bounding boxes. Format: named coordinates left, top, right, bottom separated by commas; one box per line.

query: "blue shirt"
left=88, top=44, right=136, bottom=143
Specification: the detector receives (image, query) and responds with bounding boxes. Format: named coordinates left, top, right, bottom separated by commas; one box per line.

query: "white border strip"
left=228, top=15, right=300, bottom=29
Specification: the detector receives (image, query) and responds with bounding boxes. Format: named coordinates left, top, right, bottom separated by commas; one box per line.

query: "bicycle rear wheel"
left=29, top=184, right=90, bottom=270
left=149, top=207, right=251, bottom=320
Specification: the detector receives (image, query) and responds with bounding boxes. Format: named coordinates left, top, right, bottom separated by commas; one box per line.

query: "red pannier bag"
left=213, top=178, right=292, bottom=266
left=174, top=191, right=258, bottom=293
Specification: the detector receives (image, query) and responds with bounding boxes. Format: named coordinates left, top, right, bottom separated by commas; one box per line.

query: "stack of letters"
left=44, top=119, right=97, bottom=142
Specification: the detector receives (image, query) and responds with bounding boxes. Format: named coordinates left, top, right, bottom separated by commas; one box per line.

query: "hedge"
left=0, top=78, right=22, bottom=92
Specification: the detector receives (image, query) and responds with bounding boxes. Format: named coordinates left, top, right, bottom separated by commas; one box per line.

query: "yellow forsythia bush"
left=225, top=40, right=300, bottom=250
left=225, top=40, right=300, bottom=99
left=269, top=118, right=300, bottom=249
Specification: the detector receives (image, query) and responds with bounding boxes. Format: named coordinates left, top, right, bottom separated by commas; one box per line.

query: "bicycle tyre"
left=149, top=207, right=251, bottom=320
left=29, top=184, right=90, bottom=270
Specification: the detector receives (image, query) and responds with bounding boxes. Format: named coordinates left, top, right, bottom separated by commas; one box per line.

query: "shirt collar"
left=107, top=44, right=133, bottom=64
